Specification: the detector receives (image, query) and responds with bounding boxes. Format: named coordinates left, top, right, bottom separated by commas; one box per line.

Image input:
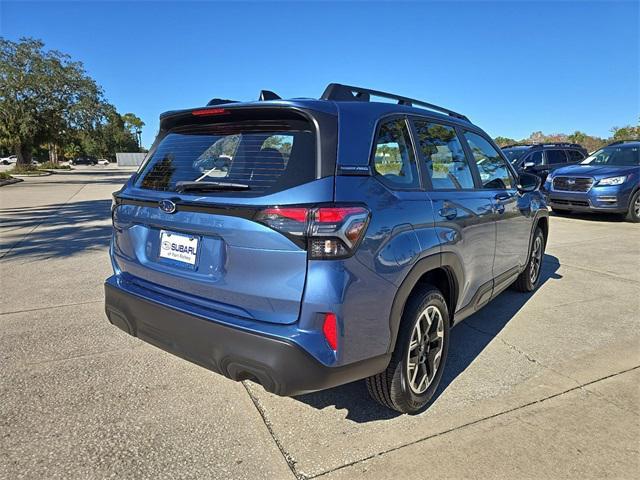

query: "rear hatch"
left=112, top=105, right=337, bottom=324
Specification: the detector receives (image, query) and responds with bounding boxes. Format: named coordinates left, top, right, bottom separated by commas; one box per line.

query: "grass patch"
left=0, top=171, right=13, bottom=180
left=10, top=164, right=40, bottom=174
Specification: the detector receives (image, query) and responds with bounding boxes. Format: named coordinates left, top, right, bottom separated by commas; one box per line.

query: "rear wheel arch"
left=387, top=253, right=462, bottom=354
left=536, top=215, right=549, bottom=246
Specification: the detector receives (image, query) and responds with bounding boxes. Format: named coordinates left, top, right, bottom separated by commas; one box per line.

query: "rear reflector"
left=191, top=108, right=229, bottom=116
left=322, top=313, right=338, bottom=351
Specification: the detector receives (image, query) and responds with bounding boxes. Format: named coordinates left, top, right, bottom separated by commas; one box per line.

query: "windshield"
left=502, top=148, right=528, bottom=165
left=581, top=145, right=639, bottom=166
left=135, top=120, right=316, bottom=196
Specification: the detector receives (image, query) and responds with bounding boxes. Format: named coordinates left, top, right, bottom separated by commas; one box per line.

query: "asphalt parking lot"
left=1, top=170, right=638, bottom=479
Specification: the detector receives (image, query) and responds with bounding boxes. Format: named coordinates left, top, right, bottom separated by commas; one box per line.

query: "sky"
left=1, top=0, right=639, bottom=148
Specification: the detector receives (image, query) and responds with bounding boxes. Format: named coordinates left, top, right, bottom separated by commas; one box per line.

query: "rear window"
left=135, top=119, right=316, bottom=196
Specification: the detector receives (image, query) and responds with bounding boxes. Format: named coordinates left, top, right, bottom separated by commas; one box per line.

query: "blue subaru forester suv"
left=106, top=84, right=549, bottom=413
left=545, top=140, right=640, bottom=222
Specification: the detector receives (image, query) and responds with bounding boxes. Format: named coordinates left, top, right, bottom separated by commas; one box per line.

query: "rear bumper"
left=104, top=278, right=389, bottom=396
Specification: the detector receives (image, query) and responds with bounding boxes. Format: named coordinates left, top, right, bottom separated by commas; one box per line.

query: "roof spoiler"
left=206, top=90, right=282, bottom=106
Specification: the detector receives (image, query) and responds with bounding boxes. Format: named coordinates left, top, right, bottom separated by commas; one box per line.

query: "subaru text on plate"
left=105, top=84, right=549, bottom=413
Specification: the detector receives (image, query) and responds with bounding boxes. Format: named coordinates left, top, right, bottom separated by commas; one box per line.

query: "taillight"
left=255, top=205, right=370, bottom=259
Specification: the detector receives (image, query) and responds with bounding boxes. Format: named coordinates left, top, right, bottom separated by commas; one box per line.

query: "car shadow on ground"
left=0, top=199, right=112, bottom=260
left=292, top=254, right=562, bottom=422
left=549, top=210, right=626, bottom=222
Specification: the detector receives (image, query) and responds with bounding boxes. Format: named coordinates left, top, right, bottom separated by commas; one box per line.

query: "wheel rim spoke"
left=406, top=305, right=445, bottom=394
left=530, top=237, right=542, bottom=282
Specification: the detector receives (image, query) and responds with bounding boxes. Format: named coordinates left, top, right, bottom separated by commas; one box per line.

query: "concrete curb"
left=10, top=171, right=53, bottom=178
left=0, top=177, right=24, bottom=187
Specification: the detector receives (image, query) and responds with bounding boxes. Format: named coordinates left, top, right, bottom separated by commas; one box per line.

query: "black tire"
left=626, top=190, right=640, bottom=223
left=513, top=227, right=545, bottom=292
left=366, top=286, right=450, bottom=414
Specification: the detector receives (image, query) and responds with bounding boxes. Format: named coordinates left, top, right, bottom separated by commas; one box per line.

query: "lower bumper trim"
left=105, top=281, right=389, bottom=396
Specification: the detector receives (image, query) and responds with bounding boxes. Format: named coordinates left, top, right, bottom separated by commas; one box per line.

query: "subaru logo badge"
left=159, top=199, right=176, bottom=214
left=567, top=179, right=575, bottom=185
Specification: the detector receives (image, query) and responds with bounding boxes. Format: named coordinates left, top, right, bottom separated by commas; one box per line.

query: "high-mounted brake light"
left=255, top=205, right=370, bottom=259
left=191, top=108, right=229, bottom=116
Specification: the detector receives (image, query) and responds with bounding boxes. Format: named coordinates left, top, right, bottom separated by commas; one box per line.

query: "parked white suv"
left=1, top=155, right=17, bottom=165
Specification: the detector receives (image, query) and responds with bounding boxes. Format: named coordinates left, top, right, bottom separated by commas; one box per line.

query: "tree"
left=122, top=112, right=145, bottom=148
left=0, top=37, right=107, bottom=165
left=494, top=136, right=517, bottom=147
left=611, top=121, right=640, bottom=141
left=77, top=106, right=139, bottom=159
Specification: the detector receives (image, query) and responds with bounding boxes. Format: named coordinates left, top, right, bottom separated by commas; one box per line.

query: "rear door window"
left=546, top=149, right=568, bottom=164
left=413, top=120, right=474, bottom=189
left=464, top=131, right=515, bottom=189
left=135, top=120, right=315, bottom=196
left=372, top=118, right=420, bottom=189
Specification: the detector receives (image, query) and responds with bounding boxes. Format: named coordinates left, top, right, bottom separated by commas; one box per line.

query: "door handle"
left=494, top=192, right=512, bottom=201
left=439, top=207, right=458, bottom=220
left=494, top=192, right=511, bottom=214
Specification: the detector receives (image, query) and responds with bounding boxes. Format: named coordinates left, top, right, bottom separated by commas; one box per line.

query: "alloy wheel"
left=406, top=305, right=445, bottom=394
left=530, top=235, right=543, bottom=284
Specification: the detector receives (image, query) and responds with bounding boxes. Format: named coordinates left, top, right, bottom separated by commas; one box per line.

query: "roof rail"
left=501, top=142, right=586, bottom=149
left=500, top=144, right=531, bottom=149
left=320, top=83, right=469, bottom=122
left=608, top=139, right=640, bottom=145
left=206, top=98, right=237, bottom=106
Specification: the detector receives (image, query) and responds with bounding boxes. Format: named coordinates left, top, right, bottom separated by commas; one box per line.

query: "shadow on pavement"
left=293, top=254, right=562, bottom=422
left=549, top=210, right=626, bottom=223
left=0, top=199, right=112, bottom=260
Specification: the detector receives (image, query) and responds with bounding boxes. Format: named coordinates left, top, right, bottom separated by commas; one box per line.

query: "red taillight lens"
left=256, top=204, right=370, bottom=259
left=256, top=207, right=309, bottom=237
left=322, top=313, right=338, bottom=351
left=261, top=207, right=309, bottom=223
left=316, top=207, right=366, bottom=223
left=191, top=108, right=229, bottom=116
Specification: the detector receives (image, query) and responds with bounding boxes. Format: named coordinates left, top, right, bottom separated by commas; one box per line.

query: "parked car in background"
left=105, top=83, right=549, bottom=413
left=97, top=159, right=110, bottom=166
left=70, top=156, right=98, bottom=166
left=1, top=155, right=17, bottom=165
left=502, top=143, right=588, bottom=185
left=545, top=140, right=640, bottom=222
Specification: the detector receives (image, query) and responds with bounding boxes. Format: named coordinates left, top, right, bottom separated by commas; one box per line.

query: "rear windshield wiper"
left=175, top=181, right=251, bottom=192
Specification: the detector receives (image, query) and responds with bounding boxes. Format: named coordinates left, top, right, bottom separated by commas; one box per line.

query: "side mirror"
left=517, top=172, right=540, bottom=193
left=523, top=161, right=535, bottom=169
